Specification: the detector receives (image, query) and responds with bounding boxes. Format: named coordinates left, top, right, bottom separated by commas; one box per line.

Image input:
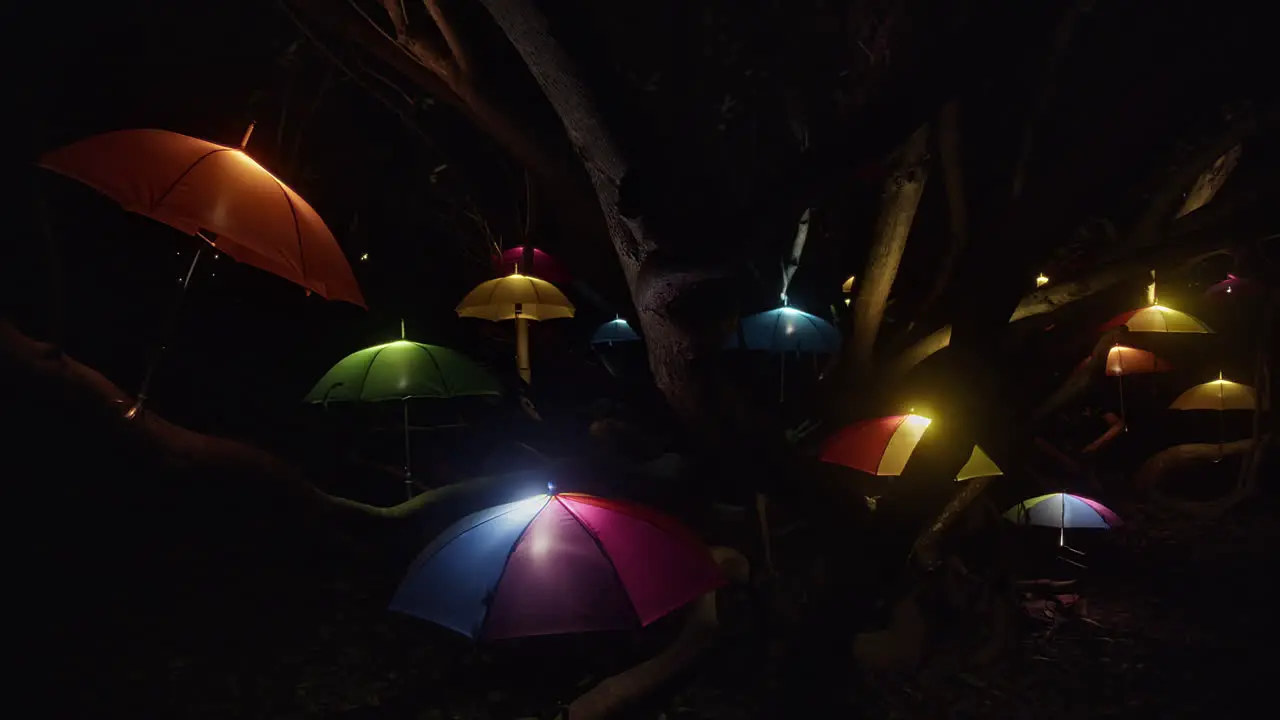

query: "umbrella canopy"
left=727, top=307, right=842, bottom=353
left=1075, top=345, right=1172, bottom=376
left=391, top=492, right=725, bottom=640
left=1004, top=493, right=1122, bottom=530
left=1169, top=375, right=1257, bottom=411
left=1205, top=273, right=1255, bottom=299
left=1100, top=305, right=1211, bottom=333
left=819, top=414, right=1003, bottom=481
left=39, top=128, right=365, bottom=307
left=494, top=246, right=571, bottom=284
left=842, top=275, right=856, bottom=294
left=591, top=317, right=641, bottom=345
left=456, top=273, right=575, bottom=322
left=304, top=341, right=501, bottom=403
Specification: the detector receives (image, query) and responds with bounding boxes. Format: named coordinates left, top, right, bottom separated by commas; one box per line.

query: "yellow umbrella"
left=1101, top=305, right=1212, bottom=333
left=841, top=275, right=856, bottom=294
left=456, top=272, right=575, bottom=384
left=819, top=413, right=1003, bottom=481
left=1169, top=373, right=1256, bottom=411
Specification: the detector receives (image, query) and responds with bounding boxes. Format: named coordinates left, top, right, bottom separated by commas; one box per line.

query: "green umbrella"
left=305, top=321, right=502, bottom=497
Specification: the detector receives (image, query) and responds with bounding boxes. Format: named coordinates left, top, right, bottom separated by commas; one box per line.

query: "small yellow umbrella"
left=819, top=413, right=1003, bottom=482
left=1169, top=373, right=1257, bottom=411
left=1101, top=304, right=1212, bottom=333
left=1169, top=372, right=1256, bottom=455
left=456, top=271, right=575, bottom=384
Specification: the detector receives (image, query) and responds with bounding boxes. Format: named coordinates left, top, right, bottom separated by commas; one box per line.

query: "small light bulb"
left=1036, top=274, right=1049, bottom=287
left=360, top=253, right=369, bottom=262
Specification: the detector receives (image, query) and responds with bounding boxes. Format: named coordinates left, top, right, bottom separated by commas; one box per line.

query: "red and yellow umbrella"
left=1076, top=345, right=1172, bottom=376
left=819, top=414, right=1003, bottom=481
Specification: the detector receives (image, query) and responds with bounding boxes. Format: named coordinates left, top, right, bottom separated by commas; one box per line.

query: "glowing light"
left=904, top=413, right=933, bottom=428
left=842, top=275, right=856, bottom=293
left=785, top=324, right=795, bottom=335
left=844, top=298, right=851, bottom=306
left=1036, top=274, right=1049, bottom=287
left=779, top=306, right=800, bottom=315
left=1226, top=286, right=1232, bottom=294
left=547, top=481, right=556, bottom=494
left=359, top=253, right=369, bottom=261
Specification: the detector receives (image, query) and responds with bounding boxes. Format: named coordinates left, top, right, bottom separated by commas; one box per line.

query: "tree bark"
left=846, top=124, right=931, bottom=375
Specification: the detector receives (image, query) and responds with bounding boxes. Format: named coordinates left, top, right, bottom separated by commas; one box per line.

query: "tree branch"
left=846, top=123, right=931, bottom=373
left=1176, top=143, right=1242, bottom=218
left=424, top=0, right=470, bottom=76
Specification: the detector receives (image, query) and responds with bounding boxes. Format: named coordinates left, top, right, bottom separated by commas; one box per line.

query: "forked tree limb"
left=1176, top=143, right=1242, bottom=218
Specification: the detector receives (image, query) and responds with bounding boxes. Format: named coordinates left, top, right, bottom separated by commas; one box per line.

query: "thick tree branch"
left=846, top=123, right=931, bottom=373
left=1176, top=143, right=1242, bottom=218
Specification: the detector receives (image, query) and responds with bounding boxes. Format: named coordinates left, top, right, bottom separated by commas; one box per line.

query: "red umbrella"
left=493, top=246, right=571, bottom=284
left=39, top=127, right=365, bottom=307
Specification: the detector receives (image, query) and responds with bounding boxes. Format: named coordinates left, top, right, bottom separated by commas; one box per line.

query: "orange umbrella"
left=39, top=127, right=365, bottom=307
left=1075, top=345, right=1172, bottom=377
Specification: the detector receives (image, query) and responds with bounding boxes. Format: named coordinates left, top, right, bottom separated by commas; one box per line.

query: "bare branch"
left=847, top=123, right=931, bottom=372
left=424, top=0, right=470, bottom=76
left=780, top=208, right=811, bottom=298
left=1176, top=143, right=1242, bottom=218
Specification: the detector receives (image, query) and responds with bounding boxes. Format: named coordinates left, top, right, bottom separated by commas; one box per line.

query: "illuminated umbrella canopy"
left=841, top=275, right=857, bottom=294
left=820, top=414, right=1003, bottom=481
left=39, top=128, right=365, bottom=307
left=1004, top=493, right=1121, bottom=531
left=493, top=245, right=571, bottom=285
left=304, top=341, right=501, bottom=404
left=591, top=316, right=641, bottom=345
left=726, top=307, right=842, bottom=353
left=457, top=272, right=575, bottom=321
left=1076, top=345, right=1172, bottom=376
left=1205, top=273, right=1255, bottom=299
left=1100, top=305, right=1212, bottom=333
left=1169, top=374, right=1256, bottom=411
left=391, top=492, right=726, bottom=640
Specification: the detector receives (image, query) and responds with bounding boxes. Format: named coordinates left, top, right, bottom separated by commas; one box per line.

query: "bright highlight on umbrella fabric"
left=1169, top=375, right=1256, bottom=411
left=819, top=414, right=1003, bottom=481
left=1099, top=345, right=1171, bottom=376
left=391, top=493, right=726, bottom=640
left=456, top=273, right=575, bottom=321
left=304, top=341, right=501, bottom=403
left=591, top=317, right=641, bottom=345
left=726, top=307, right=842, bottom=353
left=1004, top=493, right=1121, bottom=530
left=842, top=275, right=856, bottom=293
left=1100, top=305, right=1212, bottom=333
left=39, top=128, right=365, bottom=307
left=1036, top=273, right=1049, bottom=287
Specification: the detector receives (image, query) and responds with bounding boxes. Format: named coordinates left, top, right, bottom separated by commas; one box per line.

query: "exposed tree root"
left=1135, top=439, right=1260, bottom=517
left=564, top=547, right=750, bottom=720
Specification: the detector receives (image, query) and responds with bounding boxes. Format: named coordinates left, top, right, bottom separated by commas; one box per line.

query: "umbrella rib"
left=558, top=499, right=644, bottom=624
left=151, top=148, right=228, bottom=214
left=422, top=345, right=452, bottom=397
left=358, top=346, right=387, bottom=401
left=476, top=501, right=546, bottom=639
left=269, top=176, right=309, bottom=281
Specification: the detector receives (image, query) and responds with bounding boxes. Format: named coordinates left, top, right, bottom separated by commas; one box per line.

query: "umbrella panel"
left=1169, top=380, right=1257, bottom=411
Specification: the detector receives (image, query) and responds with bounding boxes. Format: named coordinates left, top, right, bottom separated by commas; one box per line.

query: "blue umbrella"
left=727, top=307, right=841, bottom=353
left=591, top=316, right=641, bottom=345
left=726, top=306, right=841, bottom=402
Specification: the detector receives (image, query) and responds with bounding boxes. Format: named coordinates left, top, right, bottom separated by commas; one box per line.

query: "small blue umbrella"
left=726, top=306, right=841, bottom=402
left=591, top=316, right=641, bottom=345
left=727, top=307, right=841, bottom=353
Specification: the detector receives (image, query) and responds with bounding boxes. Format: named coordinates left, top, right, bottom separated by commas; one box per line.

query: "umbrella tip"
left=239, top=122, right=256, bottom=150
left=400, top=318, right=406, bottom=339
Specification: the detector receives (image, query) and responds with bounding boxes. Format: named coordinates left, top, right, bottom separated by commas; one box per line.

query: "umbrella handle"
left=127, top=244, right=206, bottom=418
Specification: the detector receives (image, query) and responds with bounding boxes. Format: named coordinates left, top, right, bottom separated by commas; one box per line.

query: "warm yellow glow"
left=842, top=275, right=857, bottom=293
left=1169, top=377, right=1257, bottom=411
left=1036, top=274, right=1049, bottom=287
left=844, top=298, right=851, bottom=306
left=359, top=253, right=369, bottom=261
left=874, top=413, right=1003, bottom=480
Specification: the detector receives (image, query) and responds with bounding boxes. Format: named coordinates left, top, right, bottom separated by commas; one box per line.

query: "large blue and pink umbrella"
left=391, top=492, right=725, bottom=640
left=1004, top=493, right=1122, bottom=546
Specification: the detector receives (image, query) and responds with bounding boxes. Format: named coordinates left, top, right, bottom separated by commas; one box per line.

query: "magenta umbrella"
left=390, top=492, right=725, bottom=640
left=492, top=245, right=571, bottom=284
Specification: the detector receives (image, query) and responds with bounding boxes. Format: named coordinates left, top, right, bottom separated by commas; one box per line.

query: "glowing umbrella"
left=39, top=126, right=365, bottom=416
left=591, top=316, right=641, bottom=346
left=304, top=321, right=501, bottom=497
left=391, top=491, right=725, bottom=640
left=1205, top=273, right=1255, bottom=299
left=1100, top=305, right=1212, bottom=333
left=726, top=305, right=841, bottom=402
left=457, top=272, right=574, bottom=384
left=493, top=245, right=571, bottom=284
left=1004, top=493, right=1121, bottom=546
left=1169, top=373, right=1256, bottom=411
left=1169, top=373, right=1256, bottom=453
left=819, top=413, right=1003, bottom=481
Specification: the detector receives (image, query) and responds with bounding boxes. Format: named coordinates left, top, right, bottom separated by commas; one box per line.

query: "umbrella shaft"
left=516, top=316, right=531, bottom=385
left=134, top=245, right=205, bottom=410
